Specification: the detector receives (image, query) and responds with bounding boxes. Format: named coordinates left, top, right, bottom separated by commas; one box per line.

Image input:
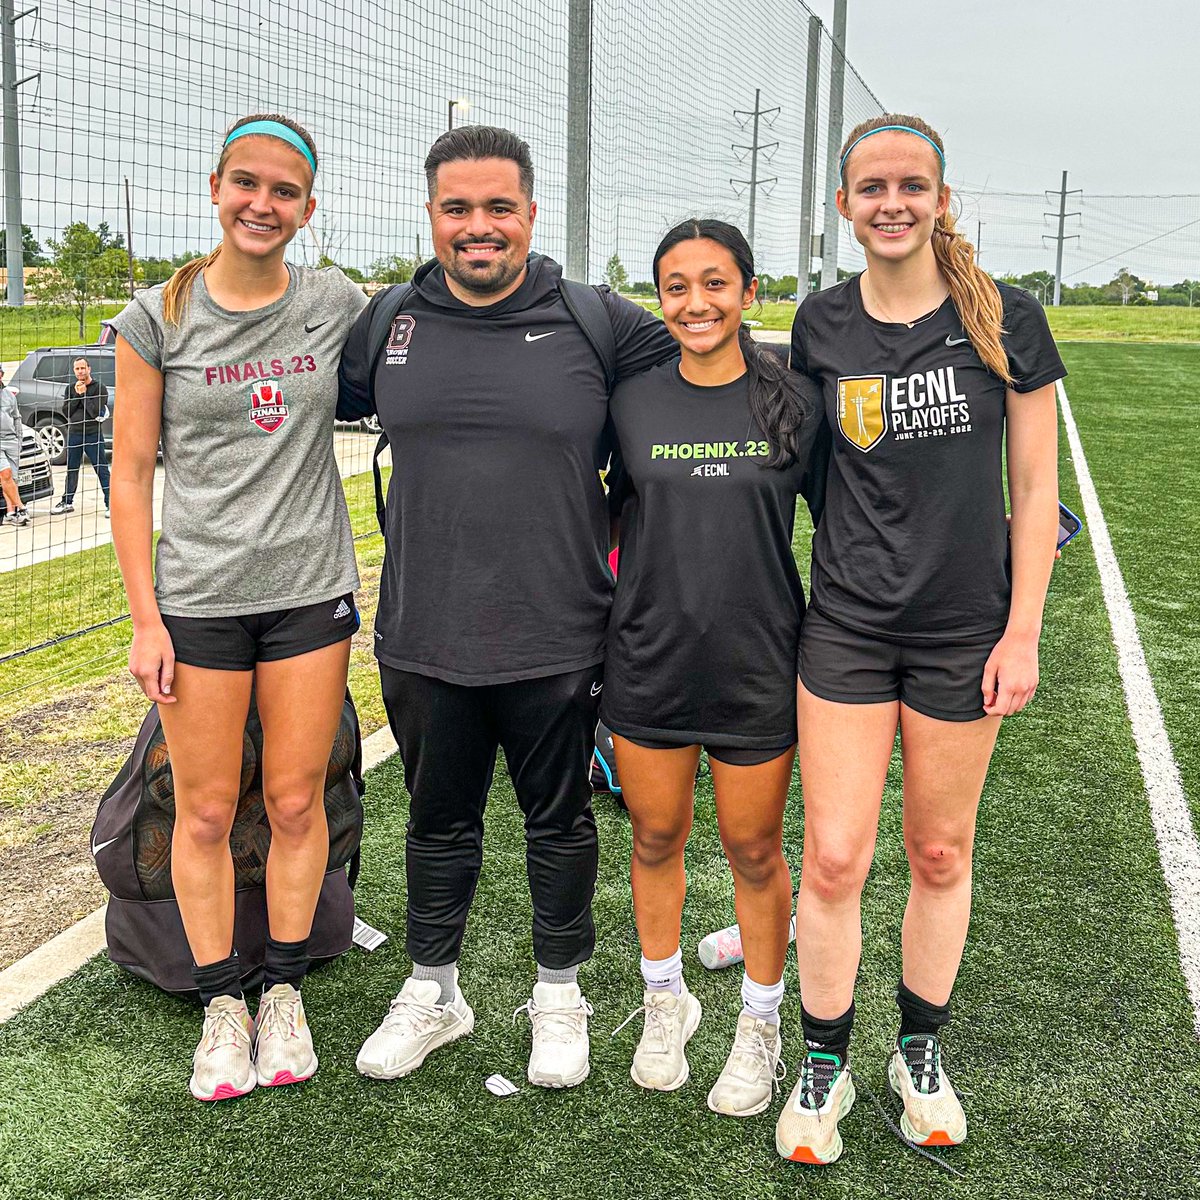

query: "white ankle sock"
left=640, top=948, right=683, bottom=995
left=741, top=972, right=784, bottom=1027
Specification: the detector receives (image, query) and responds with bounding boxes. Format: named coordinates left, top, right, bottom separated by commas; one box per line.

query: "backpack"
left=363, top=278, right=618, bottom=537
left=90, top=690, right=364, bottom=999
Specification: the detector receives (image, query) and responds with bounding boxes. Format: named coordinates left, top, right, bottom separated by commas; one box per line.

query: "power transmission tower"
left=731, top=89, right=779, bottom=253
left=1044, top=171, right=1081, bottom=306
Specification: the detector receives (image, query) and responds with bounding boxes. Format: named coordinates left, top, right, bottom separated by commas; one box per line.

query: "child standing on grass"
left=604, top=219, right=821, bottom=1117
left=774, top=114, right=1065, bottom=1165
left=109, top=114, right=367, bottom=1102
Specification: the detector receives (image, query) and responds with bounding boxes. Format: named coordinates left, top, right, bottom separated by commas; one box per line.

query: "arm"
left=981, top=382, right=1059, bottom=717
left=604, top=292, right=678, bottom=380
left=336, top=294, right=378, bottom=422
left=111, top=335, right=176, bottom=703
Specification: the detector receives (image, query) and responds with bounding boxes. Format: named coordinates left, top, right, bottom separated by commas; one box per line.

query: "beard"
left=441, top=239, right=527, bottom=297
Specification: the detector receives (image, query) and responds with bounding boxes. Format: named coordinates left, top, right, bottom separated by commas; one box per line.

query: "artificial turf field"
left=1, top=342, right=1197, bottom=1199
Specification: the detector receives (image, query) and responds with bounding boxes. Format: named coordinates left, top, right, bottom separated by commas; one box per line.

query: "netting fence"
left=0, top=0, right=884, bottom=694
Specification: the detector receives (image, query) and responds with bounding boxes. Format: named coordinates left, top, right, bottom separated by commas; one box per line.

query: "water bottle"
left=697, top=915, right=797, bottom=970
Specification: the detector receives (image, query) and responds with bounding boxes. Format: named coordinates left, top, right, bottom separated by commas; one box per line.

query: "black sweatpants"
left=380, top=662, right=602, bottom=970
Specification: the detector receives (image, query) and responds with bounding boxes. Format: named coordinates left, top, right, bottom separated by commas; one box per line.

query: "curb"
left=0, top=723, right=399, bottom=1026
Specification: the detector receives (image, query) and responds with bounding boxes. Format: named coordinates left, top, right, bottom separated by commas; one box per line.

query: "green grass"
left=0, top=302, right=125, bottom=360
left=1057, top=344, right=1200, bottom=824
left=0, top=345, right=1198, bottom=1198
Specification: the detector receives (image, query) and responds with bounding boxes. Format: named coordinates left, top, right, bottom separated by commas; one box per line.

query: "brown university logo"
left=836, top=375, right=886, bottom=452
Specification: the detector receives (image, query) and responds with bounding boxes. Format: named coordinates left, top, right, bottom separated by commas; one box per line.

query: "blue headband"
left=223, top=120, right=316, bottom=174
left=839, top=125, right=945, bottom=180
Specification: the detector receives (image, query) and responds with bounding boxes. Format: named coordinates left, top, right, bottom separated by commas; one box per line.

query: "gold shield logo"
left=837, top=375, right=887, bottom=452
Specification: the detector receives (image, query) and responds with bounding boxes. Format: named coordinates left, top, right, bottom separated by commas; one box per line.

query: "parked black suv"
left=11, top=345, right=114, bottom=466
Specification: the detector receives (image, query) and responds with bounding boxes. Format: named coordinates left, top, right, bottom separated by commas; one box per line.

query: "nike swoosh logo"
left=305, top=321, right=329, bottom=333
left=945, top=334, right=969, bottom=346
left=590, top=683, right=603, bottom=696
left=91, top=836, right=119, bottom=856
left=525, top=331, right=556, bottom=342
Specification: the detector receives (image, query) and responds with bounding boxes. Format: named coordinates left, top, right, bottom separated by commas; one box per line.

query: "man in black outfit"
left=51, top=357, right=111, bottom=516
left=340, top=126, right=675, bottom=1088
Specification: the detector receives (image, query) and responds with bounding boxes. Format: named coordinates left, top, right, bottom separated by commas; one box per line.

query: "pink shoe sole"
left=196, top=1081, right=256, bottom=1102
left=260, top=1069, right=314, bottom=1087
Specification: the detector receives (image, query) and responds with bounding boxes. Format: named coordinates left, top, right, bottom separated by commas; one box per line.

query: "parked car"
left=12, top=426, right=54, bottom=502
left=11, top=345, right=114, bottom=466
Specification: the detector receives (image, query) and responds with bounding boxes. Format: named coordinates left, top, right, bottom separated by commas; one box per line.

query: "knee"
left=906, top=837, right=972, bottom=891
left=175, top=793, right=237, bottom=847
left=722, top=835, right=784, bottom=887
left=801, top=842, right=871, bottom=905
left=632, top=823, right=688, bottom=870
left=263, top=778, right=325, bottom=838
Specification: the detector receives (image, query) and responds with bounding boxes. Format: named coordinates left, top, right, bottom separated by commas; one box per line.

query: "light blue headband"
left=223, top=120, right=316, bottom=174
left=839, top=125, right=945, bottom=180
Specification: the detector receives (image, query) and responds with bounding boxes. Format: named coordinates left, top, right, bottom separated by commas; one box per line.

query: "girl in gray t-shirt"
left=109, top=113, right=367, bottom=1103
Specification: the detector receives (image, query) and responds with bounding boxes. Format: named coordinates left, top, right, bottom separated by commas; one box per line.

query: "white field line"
left=1058, top=378, right=1200, bottom=1036
left=0, top=722, right=399, bottom=1025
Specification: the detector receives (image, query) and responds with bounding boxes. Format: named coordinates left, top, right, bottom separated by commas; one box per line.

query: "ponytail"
left=932, top=211, right=1011, bottom=384
left=161, top=247, right=221, bottom=327
left=737, top=324, right=813, bottom=469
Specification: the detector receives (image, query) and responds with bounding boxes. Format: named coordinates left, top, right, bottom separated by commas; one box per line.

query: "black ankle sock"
left=192, top=952, right=243, bottom=1007
left=800, top=1001, right=855, bottom=1065
left=263, top=937, right=310, bottom=991
left=896, top=978, right=951, bottom=1041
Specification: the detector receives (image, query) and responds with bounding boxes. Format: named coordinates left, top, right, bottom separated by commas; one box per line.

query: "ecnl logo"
left=248, top=382, right=289, bottom=433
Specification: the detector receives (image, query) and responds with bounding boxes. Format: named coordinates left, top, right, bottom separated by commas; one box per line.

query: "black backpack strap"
left=560, top=279, right=618, bottom=392
left=365, top=282, right=414, bottom=538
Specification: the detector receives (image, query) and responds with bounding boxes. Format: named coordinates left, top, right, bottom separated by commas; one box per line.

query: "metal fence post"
left=565, top=0, right=592, bottom=283
left=819, top=0, right=847, bottom=291
left=798, top=13, right=821, bottom=297
left=1, top=0, right=23, bottom=306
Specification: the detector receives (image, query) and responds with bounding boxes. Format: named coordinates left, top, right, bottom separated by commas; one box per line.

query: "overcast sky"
left=810, top=0, right=1199, bottom=196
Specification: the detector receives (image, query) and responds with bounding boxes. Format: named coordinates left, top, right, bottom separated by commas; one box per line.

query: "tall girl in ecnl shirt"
left=604, top=220, right=820, bottom=1118
left=109, top=115, right=367, bottom=1102
left=774, top=114, right=1064, bottom=1166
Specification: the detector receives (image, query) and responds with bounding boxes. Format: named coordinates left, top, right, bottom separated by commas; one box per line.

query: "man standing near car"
left=339, top=126, right=676, bottom=1089
left=51, top=357, right=111, bottom=516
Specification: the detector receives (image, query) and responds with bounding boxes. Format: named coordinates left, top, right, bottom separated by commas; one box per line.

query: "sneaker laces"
left=859, top=1075, right=966, bottom=1179
left=797, top=1051, right=841, bottom=1114
left=380, top=992, right=459, bottom=1039
left=513, top=996, right=593, bottom=1043
left=728, top=1022, right=787, bottom=1095
left=899, top=1034, right=941, bottom=1094
left=200, top=1007, right=252, bottom=1056
left=611, top=999, right=674, bottom=1052
left=257, top=991, right=302, bottom=1042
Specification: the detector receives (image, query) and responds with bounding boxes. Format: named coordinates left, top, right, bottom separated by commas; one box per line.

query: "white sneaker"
left=707, top=1013, right=785, bottom=1117
left=887, top=1035, right=967, bottom=1146
left=356, top=975, right=475, bottom=1080
left=614, top=981, right=702, bottom=1092
left=189, top=994, right=256, bottom=1101
left=775, top=1051, right=855, bottom=1165
left=255, top=983, right=318, bottom=1088
left=514, top=980, right=593, bottom=1088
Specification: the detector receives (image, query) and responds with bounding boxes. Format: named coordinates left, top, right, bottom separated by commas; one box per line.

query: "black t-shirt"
left=792, top=276, right=1065, bottom=644
left=337, top=253, right=677, bottom=685
left=63, top=378, right=107, bottom=428
left=602, top=360, right=821, bottom=746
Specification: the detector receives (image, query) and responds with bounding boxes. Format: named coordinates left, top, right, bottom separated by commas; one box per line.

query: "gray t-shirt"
left=110, top=264, right=368, bottom=617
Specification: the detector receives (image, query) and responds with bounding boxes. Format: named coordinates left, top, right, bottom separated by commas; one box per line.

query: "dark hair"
left=424, top=126, right=534, bottom=200
left=652, top=219, right=811, bottom=470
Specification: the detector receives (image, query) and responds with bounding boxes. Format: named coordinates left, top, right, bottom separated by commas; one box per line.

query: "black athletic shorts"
left=619, top=731, right=795, bottom=767
left=797, top=607, right=999, bottom=723
left=162, top=592, right=359, bottom=671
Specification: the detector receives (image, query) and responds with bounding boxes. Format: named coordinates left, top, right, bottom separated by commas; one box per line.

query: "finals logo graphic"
left=837, top=375, right=886, bottom=452
left=248, top=381, right=289, bottom=433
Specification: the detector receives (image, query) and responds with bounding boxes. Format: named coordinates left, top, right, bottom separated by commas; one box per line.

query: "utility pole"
left=819, top=0, right=847, bottom=290
left=731, top=89, right=779, bottom=252
left=564, top=0, right=592, bottom=282
left=1, top=1, right=39, bottom=306
left=1044, top=171, right=1081, bottom=306
left=797, top=14, right=821, bottom=296
left=124, top=177, right=135, bottom=298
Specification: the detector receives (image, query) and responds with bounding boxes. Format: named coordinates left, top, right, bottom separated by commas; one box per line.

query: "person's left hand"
left=981, top=631, right=1040, bottom=717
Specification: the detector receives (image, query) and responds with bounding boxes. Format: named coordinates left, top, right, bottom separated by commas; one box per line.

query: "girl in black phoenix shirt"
left=604, top=220, right=820, bottom=1119
left=774, top=115, right=1064, bottom=1167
